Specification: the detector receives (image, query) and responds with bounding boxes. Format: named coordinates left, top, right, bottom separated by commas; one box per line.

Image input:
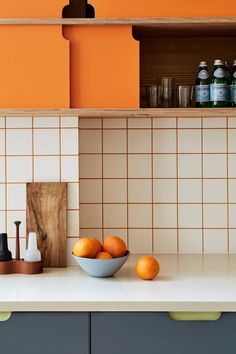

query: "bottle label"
left=230, top=85, right=236, bottom=102
left=213, top=68, right=225, bottom=78
left=210, top=84, right=227, bottom=101
left=198, top=69, right=209, bottom=80
left=195, top=85, right=210, bottom=102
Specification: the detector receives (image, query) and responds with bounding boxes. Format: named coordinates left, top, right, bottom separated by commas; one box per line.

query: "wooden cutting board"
left=26, top=183, right=67, bottom=267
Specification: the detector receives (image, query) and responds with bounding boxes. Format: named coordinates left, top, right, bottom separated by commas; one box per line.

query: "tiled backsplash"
left=0, top=116, right=79, bottom=265
left=80, top=117, right=236, bottom=255
left=2, top=115, right=236, bottom=265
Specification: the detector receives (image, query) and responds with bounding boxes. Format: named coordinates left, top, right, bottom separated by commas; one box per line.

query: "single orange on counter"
left=136, top=256, right=160, bottom=280
left=95, top=251, right=112, bottom=259
left=90, top=237, right=103, bottom=254
left=103, top=236, right=127, bottom=258
left=73, top=238, right=98, bottom=258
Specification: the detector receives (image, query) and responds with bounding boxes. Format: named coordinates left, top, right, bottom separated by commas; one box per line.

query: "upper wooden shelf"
left=0, top=108, right=236, bottom=117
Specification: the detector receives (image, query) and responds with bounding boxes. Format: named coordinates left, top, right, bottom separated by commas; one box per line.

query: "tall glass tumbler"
left=161, top=77, right=175, bottom=108
left=146, top=85, right=163, bottom=108
left=177, top=85, right=194, bottom=108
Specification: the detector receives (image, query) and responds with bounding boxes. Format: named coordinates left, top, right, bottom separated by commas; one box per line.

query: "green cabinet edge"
left=169, top=312, right=222, bottom=321
left=0, top=312, right=11, bottom=322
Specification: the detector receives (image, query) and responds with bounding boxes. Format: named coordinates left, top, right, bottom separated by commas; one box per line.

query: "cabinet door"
left=0, top=312, right=89, bottom=354
left=91, top=312, right=236, bottom=354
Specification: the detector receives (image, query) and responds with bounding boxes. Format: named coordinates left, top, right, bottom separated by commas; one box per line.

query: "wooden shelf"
left=0, top=108, right=236, bottom=117
left=0, top=17, right=235, bottom=27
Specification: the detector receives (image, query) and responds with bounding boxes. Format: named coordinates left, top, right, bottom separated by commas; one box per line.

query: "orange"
left=103, top=236, right=127, bottom=258
left=136, top=256, right=160, bottom=280
left=73, top=238, right=97, bottom=258
left=95, top=251, right=112, bottom=259
left=90, top=238, right=103, bottom=254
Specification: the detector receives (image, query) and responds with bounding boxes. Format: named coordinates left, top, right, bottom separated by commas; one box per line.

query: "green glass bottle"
left=195, top=61, right=210, bottom=108
left=230, top=60, right=236, bottom=107
left=210, top=59, right=227, bottom=108
left=225, top=61, right=231, bottom=106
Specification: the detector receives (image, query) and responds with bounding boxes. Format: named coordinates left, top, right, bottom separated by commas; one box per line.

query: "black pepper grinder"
left=0, top=233, right=12, bottom=262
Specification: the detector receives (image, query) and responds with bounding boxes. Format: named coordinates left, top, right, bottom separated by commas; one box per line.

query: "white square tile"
left=228, top=118, right=236, bottom=128
left=6, top=117, right=32, bottom=128
left=103, top=130, right=126, bottom=153
left=203, top=154, right=227, bottom=178
left=153, top=118, right=176, bottom=128
left=128, top=130, right=151, bottom=153
left=229, top=204, right=236, bottom=228
left=7, top=184, right=26, bottom=210
left=229, top=179, right=236, bottom=202
left=80, top=179, right=102, bottom=203
left=228, top=155, right=236, bottom=178
left=103, top=179, right=127, bottom=203
left=103, top=119, right=126, bottom=129
left=79, top=229, right=103, bottom=242
left=0, top=130, right=5, bottom=155
left=128, top=154, right=151, bottom=178
left=7, top=211, right=26, bottom=237
left=8, top=238, right=26, bottom=259
left=7, top=156, right=32, bottom=182
left=204, top=229, right=228, bottom=254
left=203, top=179, right=227, bottom=202
left=204, top=204, right=227, bottom=228
left=0, top=157, right=5, bottom=182
left=0, top=211, right=6, bottom=231
left=0, top=117, right=5, bottom=128
left=228, top=130, right=236, bottom=153
left=61, top=117, right=78, bottom=128
left=80, top=130, right=102, bottom=153
left=103, top=204, right=127, bottom=228
left=103, top=229, right=127, bottom=245
left=67, top=183, right=79, bottom=209
left=34, top=117, right=59, bottom=128
left=179, top=204, right=202, bottom=228
left=61, top=156, right=79, bottom=182
left=203, top=129, right=226, bottom=153
left=129, top=204, right=152, bottom=228
left=34, top=129, right=59, bottom=155
left=178, top=179, right=202, bottom=203
left=153, top=155, right=176, bottom=178
left=61, top=129, right=78, bottom=155
left=80, top=204, right=102, bottom=228
left=179, top=155, right=201, bottom=178
left=34, top=156, right=60, bottom=182
left=129, top=229, right=152, bottom=253
left=229, top=230, right=236, bottom=253
left=178, top=118, right=201, bottom=128
left=128, top=179, right=152, bottom=203
left=154, top=204, right=177, bottom=228
left=128, top=118, right=151, bottom=128
left=7, top=129, right=32, bottom=155
left=153, top=130, right=176, bottom=153
left=80, top=155, right=102, bottom=179
left=153, top=179, right=177, bottom=203
left=0, top=184, right=5, bottom=210
left=154, top=229, right=177, bottom=254
left=103, top=155, right=126, bottom=178
left=68, top=210, right=79, bottom=237
left=80, top=118, right=102, bottom=129
left=203, top=118, right=226, bottom=128
left=179, top=229, right=202, bottom=254
left=178, top=130, right=201, bottom=153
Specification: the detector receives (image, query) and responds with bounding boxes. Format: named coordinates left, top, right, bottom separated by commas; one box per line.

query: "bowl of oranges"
left=72, top=236, right=129, bottom=278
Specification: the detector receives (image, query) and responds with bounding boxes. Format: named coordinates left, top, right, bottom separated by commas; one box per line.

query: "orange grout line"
left=227, top=117, right=230, bottom=253
left=201, top=117, right=204, bottom=254
left=176, top=117, right=179, bottom=253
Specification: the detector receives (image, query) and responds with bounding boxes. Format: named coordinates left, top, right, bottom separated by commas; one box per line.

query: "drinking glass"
left=177, top=85, right=194, bottom=108
left=146, top=84, right=163, bottom=108
left=161, top=77, right=175, bottom=108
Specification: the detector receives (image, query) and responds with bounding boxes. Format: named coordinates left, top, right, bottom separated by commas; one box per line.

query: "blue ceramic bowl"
left=73, top=251, right=130, bottom=278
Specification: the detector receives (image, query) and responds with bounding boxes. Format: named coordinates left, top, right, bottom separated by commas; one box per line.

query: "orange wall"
left=0, top=0, right=67, bottom=17
left=63, top=25, right=139, bottom=108
left=90, top=0, right=236, bottom=17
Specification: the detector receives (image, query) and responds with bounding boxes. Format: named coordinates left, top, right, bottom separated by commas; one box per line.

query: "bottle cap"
left=233, top=60, right=236, bottom=66
left=199, top=61, right=207, bottom=66
left=214, top=59, right=223, bottom=65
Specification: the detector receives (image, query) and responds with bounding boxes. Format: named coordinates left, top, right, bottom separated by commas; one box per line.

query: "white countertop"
left=1, top=254, right=236, bottom=312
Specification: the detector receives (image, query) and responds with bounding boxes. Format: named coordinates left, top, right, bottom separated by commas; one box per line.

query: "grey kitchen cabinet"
left=0, top=313, right=90, bottom=354
left=91, top=312, right=236, bottom=354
